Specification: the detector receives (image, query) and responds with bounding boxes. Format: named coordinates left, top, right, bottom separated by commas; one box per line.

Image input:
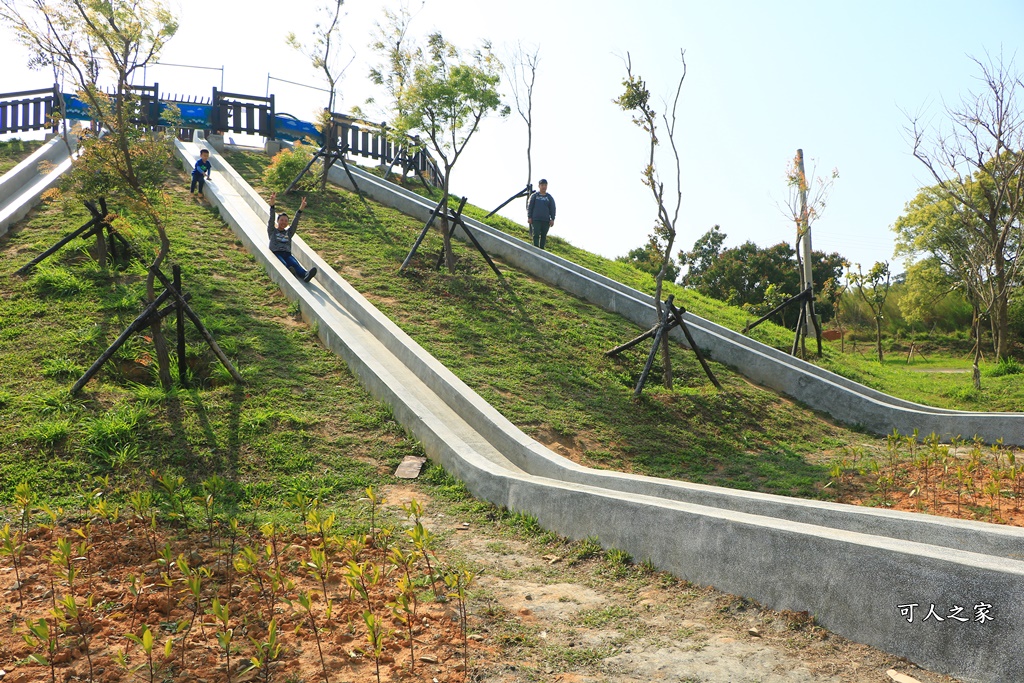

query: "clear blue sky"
left=4, top=0, right=1023, bottom=275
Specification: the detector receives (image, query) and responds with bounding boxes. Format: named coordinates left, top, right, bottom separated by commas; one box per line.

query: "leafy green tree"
left=853, top=262, right=892, bottom=362
left=894, top=179, right=1022, bottom=367
left=679, top=226, right=846, bottom=327
left=896, top=257, right=973, bottom=330
left=906, top=53, right=1024, bottom=360
left=678, top=224, right=726, bottom=285
left=1, top=0, right=179, bottom=388
left=618, top=236, right=680, bottom=283
left=394, top=32, right=507, bottom=271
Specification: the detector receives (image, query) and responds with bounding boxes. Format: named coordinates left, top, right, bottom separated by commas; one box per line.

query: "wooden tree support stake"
left=485, top=183, right=532, bottom=219
left=742, top=287, right=811, bottom=335
left=71, top=264, right=243, bottom=394
left=174, top=265, right=188, bottom=387
left=71, top=288, right=174, bottom=394
left=607, top=294, right=721, bottom=395
left=16, top=199, right=131, bottom=276
left=286, top=142, right=370, bottom=211
left=400, top=196, right=502, bottom=279
left=742, top=285, right=822, bottom=358
left=668, top=300, right=722, bottom=391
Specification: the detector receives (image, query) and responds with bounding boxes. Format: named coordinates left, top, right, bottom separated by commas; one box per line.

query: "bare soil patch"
left=384, top=485, right=962, bottom=683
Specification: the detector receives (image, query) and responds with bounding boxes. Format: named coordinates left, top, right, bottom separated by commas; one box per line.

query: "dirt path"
left=386, top=484, right=961, bottom=683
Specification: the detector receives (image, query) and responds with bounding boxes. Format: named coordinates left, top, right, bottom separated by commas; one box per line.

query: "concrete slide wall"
left=0, top=135, right=78, bottom=239
left=327, top=164, right=1024, bottom=446
left=175, top=139, right=1024, bottom=682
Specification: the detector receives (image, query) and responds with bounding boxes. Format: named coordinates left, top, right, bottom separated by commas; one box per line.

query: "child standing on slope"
left=268, top=192, right=318, bottom=282
left=191, top=148, right=212, bottom=194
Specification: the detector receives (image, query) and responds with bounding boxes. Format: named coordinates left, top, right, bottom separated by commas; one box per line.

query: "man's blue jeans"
left=273, top=251, right=308, bottom=279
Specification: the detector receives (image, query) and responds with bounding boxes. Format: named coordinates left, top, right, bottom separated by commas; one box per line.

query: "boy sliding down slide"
left=267, top=192, right=318, bottom=283
left=191, top=148, right=212, bottom=193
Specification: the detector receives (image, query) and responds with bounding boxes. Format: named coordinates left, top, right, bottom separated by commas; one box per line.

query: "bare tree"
left=288, top=0, right=354, bottom=114
left=502, top=41, right=540, bottom=202
left=288, top=0, right=356, bottom=188
left=366, top=1, right=423, bottom=178
left=780, top=151, right=838, bottom=356
left=907, top=52, right=1024, bottom=361
left=615, top=50, right=686, bottom=389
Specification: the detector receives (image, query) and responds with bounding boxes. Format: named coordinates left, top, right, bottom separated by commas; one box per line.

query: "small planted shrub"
left=0, top=484, right=478, bottom=682
left=263, top=143, right=316, bottom=191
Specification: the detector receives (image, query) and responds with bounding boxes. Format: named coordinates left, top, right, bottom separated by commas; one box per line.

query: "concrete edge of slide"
left=176, top=140, right=1024, bottom=683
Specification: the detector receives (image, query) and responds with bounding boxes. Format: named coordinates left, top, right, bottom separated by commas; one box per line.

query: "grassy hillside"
left=358, top=163, right=1024, bottom=414
left=230, top=151, right=881, bottom=498
left=0, top=138, right=46, bottom=174
left=0, top=173, right=422, bottom=507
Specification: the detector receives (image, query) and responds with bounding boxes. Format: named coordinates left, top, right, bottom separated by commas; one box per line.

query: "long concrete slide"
left=321, top=164, right=1024, bottom=446
left=173, top=138, right=1024, bottom=682
left=0, top=135, right=78, bottom=240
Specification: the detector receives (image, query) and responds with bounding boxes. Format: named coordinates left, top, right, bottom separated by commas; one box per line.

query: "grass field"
left=0, top=138, right=45, bottom=175
left=0, top=167, right=424, bottom=509
left=1, top=144, right=1020, bottom=517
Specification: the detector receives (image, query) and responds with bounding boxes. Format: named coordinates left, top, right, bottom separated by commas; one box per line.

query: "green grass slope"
left=0, top=174, right=423, bottom=507
left=229, top=151, right=877, bottom=498
left=0, top=138, right=45, bottom=175
left=354, top=162, right=1024, bottom=415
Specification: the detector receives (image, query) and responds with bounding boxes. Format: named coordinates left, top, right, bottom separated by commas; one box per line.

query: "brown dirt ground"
left=385, top=485, right=963, bottom=683
left=0, top=483, right=975, bottom=683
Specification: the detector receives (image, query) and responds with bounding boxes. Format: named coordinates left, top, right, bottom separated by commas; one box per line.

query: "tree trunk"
left=993, top=294, right=1009, bottom=360
left=659, top=327, right=673, bottom=390
left=95, top=229, right=107, bottom=268
left=654, top=237, right=675, bottom=390
left=874, top=317, right=884, bottom=362
left=146, top=213, right=174, bottom=390
left=972, top=311, right=983, bottom=391
left=441, top=174, right=455, bottom=272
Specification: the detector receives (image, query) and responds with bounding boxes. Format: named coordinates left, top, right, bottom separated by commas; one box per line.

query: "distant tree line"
left=619, top=224, right=847, bottom=328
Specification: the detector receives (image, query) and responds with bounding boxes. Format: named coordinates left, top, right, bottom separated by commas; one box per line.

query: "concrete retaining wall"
left=328, top=164, right=1024, bottom=445
left=180, top=140, right=1024, bottom=682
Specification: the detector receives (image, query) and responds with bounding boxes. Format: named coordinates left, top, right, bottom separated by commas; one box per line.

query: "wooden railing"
left=327, top=113, right=443, bottom=187
left=0, top=85, right=61, bottom=134
left=0, top=83, right=442, bottom=187
left=211, top=89, right=275, bottom=139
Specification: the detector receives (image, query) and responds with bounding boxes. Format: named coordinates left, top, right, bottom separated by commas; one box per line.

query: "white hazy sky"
left=4, top=0, right=1024, bottom=272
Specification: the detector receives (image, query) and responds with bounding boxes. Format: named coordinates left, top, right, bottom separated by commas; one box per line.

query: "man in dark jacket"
left=268, top=192, right=317, bottom=282
left=527, top=178, right=556, bottom=250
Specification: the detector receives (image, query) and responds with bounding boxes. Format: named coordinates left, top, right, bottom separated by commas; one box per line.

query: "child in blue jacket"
left=191, top=148, right=212, bottom=193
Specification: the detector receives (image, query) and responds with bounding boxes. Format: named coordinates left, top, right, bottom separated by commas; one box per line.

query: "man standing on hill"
left=527, top=178, right=556, bottom=250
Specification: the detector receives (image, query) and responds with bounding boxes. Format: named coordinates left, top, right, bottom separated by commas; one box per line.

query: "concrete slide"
left=325, top=163, right=1024, bottom=447
left=174, top=138, right=1024, bottom=683
left=0, top=135, right=78, bottom=240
